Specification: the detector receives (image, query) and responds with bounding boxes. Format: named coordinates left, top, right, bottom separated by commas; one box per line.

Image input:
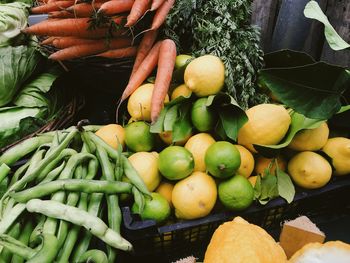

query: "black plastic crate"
left=120, top=176, right=350, bottom=262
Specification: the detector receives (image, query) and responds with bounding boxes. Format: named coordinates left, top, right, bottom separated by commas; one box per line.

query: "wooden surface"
left=252, top=0, right=350, bottom=67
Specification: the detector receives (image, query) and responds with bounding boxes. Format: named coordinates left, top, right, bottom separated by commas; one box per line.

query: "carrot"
left=150, top=0, right=174, bottom=30
left=150, top=0, right=165, bottom=11
left=98, top=0, right=134, bottom=15
left=120, top=41, right=161, bottom=102
left=41, top=36, right=58, bottom=45
left=31, top=1, right=75, bottom=14
left=151, top=39, right=176, bottom=123
left=125, top=0, right=151, bottom=27
left=131, top=29, right=158, bottom=77
left=51, top=37, right=98, bottom=48
left=96, top=46, right=138, bottom=58
left=48, top=10, right=75, bottom=18
left=48, top=38, right=132, bottom=60
left=66, top=2, right=103, bottom=17
left=23, top=17, right=124, bottom=38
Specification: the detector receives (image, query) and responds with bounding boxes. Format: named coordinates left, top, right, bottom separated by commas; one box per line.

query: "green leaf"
left=256, top=171, right=279, bottom=205
left=263, top=50, right=315, bottom=68
left=150, top=107, right=169, bottom=133
left=276, top=168, right=295, bottom=204
left=163, top=105, right=179, bottom=131
left=304, top=1, right=350, bottom=51
left=259, top=62, right=350, bottom=120
left=172, top=102, right=192, bottom=142
left=337, top=105, right=350, bottom=114
left=254, top=111, right=325, bottom=157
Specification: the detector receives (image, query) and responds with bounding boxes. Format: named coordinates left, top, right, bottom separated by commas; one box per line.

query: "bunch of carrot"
left=23, top=0, right=175, bottom=61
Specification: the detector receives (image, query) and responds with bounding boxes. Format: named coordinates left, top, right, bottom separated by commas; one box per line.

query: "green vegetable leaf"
left=254, top=111, right=325, bottom=157
left=276, top=168, right=295, bottom=204
left=263, top=50, right=315, bottom=68
left=172, top=102, right=192, bottom=142
left=304, top=1, right=350, bottom=51
left=259, top=62, right=350, bottom=120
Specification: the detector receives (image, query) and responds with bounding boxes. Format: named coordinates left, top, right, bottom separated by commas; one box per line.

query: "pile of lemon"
left=96, top=54, right=350, bottom=224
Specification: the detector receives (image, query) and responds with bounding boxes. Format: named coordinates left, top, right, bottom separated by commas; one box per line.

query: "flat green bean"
left=0, top=223, right=21, bottom=261
left=9, top=163, right=29, bottom=187
left=0, top=164, right=10, bottom=185
left=0, top=204, right=25, bottom=235
left=26, top=234, right=58, bottom=263
left=11, top=221, right=34, bottom=263
left=29, top=216, right=45, bottom=247
left=40, top=161, right=66, bottom=184
left=26, top=199, right=133, bottom=251
left=0, top=233, right=35, bottom=260
left=77, top=249, right=108, bottom=263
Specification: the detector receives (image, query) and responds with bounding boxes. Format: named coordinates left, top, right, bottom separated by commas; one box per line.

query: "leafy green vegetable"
left=254, top=111, right=324, bottom=157
left=0, top=2, right=29, bottom=47
left=163, top=0, right=269, bottom=109
left=0, top=46, right=41, bottom=107
left=304, top=1, right=350, bottom=51
left=259, top=62, right=350, bottom=120
left=276, top=167, right=295, bottom=204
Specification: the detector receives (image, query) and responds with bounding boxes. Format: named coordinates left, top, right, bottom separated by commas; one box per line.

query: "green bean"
left=0, top=233, right=35, bottom=260
left=11, top=179, right=132, bottom=203
left=43, top=125, right=102, bottom=138
left=132, top=186, right=145, bottom=214
left=29, top=216, right=45, bottom=247
left=0, top=222, right=21, bottom=262
left=9, top=163, right=29, bottom=187
left=0, top=136, right=53, bottom=166
left=26, top=234, right=59, bottom=263
left=88, top=132, right=119, bottom=159
left=77, top=249, right=108, bottom=263
left=81, top=131, right=96, bottom=154
left=3, top=198, right=16, bottom=216
left=1, top=129, right=78, bottom=207
left=11, top=221, right=34, bottom=263
left=0, top=204, right=25, bottom=235
left=40, top=161, right=66, bottom=184
left=0, top=164, right=10, bottom=185
left=26, top=199, right=133, bottom=251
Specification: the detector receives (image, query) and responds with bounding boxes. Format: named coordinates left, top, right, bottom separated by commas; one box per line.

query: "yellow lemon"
left=127, top=83, right=169, bottom=122
left=234, top=145, right=255, bottom=178
left=95, top=124, right=125, bottom=150
left=184, top=55, right=225, bottom=97
left=237, top=104, right=291, bottom=153
left=322, top=137, right=350, bottom=176
left=248, top=175, right=258, bottom=187
left=288, top=122, right=329, bottom=151
left=172, top=171, right=217, bottom=220
left=288, top=151, right=332, bottom=189
left=171, top=84, right=192, bottom=100
left=128, top=152, right=161, bottom=191
left=254, top=156, right=287, bottom=176
left=185, top=133, right=216, bottom=172
left=155, top=181, right=174, bottom=208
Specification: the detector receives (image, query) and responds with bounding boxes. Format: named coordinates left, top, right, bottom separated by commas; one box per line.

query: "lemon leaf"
left=164, top=105, right=179, bottom=132
left=255, top=171, right=279, bottom=205
left=172, top=102, right=192, bottom=142
left=276, top=168, right=295, bottom=204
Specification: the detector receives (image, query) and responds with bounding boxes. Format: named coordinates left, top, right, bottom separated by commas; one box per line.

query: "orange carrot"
left=31, top=1, right=75, bottom=14
left=125, top=0, right=151, bottom=27
left=98, top=0, right=134, bottom=15
left=131, top=29, right=158, bottom=77
left=41, top=36, right=58, bottom=45
left=51, top=37, right=98, bottom=48
left=66, top=2, right=103, bottom=17
left=151, top=39, right=176, bottom=123
left=48, top=10, right=75, bottom=18
left=150, top=0, right=165, bottom=11
left=49, top=38, right=132, bottom=60
left=120, top=41, right=161, bottom=102
left=151, top=0, right=174, bottom=30
left=96, top=46, right=138, bottom=58
left=23, top=17, right=124, bottom=38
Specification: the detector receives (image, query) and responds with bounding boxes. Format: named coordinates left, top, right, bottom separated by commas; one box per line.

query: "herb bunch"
left=163, top=0, right=269, bottom=109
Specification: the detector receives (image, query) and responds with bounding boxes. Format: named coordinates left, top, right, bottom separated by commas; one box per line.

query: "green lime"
left=158, top=146, right=194, bottom=180
left=132, top=193, right=171, bottom=224
left=205, top=141, right=241, bottom=178
left=125, top=121, right=155, bottom=152
left=218, top=175, right=254, bottom=211
left=191, top=97, right=217, bottom=132
left=175, top=54, right=193, bottom=69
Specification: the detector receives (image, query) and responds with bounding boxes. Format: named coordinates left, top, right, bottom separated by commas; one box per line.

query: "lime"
left=205, top=141, right=241, bottom=178
left=218, top=175, right=254, bottom=211
left=158, top=146, right=194, bottom=180
left=125, top=121, right=155, bottom=152
left=132, top=193, right=171, bottom=224
left=191, top=97, right=217, bottom=132
left=175, top=54, right=193, bottom=69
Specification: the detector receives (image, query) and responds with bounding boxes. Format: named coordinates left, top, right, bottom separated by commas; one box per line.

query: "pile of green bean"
left=0, top=125, right=151, bottom=263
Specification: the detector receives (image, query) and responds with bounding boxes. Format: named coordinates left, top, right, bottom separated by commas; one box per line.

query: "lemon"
left=128, top=152, right=161, bottom=191
left=237, top=104, right=291, bottom=153
left=158, top=131, right=192, bottom=146
left=132, top=193, right=171, bottom=224
left=322, top=137, right=350, bottom=176
left=175, top=54, right=193, bottom=69
left=95, top=124, right=125, bottom=150
left=185, top=133, right=216, bottom=172
left=184, top=55, right=225, bottom=97
left=172, top=171, right=217, bottom=220
left=205, top=141, right=241, bottom=178
left=158, top=146, right=194, bottom=180
left=254, top=156, right=287, bottom=176
left=125, top=121, right=155, bottom=152
left=234, top=145, right=255, bottom=178
left=191, top=97, right=217, bottom=132
left=248, top=175, right=258, bottom=187
left=127, top=83, right=169, bottom=122
left=171, top=84, right=192, bottom=101
left=288, top=151, right=332, bottom=189
left=155, top=181, right=174, bottom=208
left=218, top=175, right=254, bottom=211
left=288, top=122, right=329, bottom=151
